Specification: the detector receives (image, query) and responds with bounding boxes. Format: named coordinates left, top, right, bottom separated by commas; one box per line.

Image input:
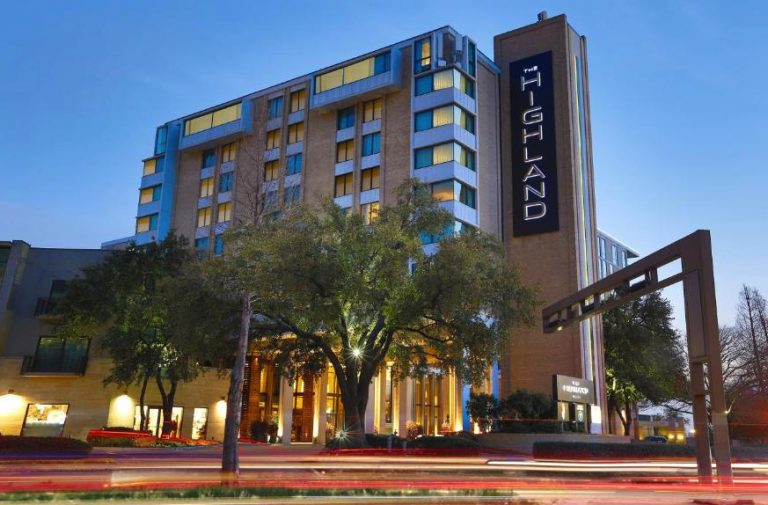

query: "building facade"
left=0, top=240, right=230, bottom=440
left=13, top=13, right=602, bottom=442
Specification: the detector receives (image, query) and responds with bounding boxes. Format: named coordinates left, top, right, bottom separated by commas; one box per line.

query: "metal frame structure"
left=542, top=230, right=731, bottom=480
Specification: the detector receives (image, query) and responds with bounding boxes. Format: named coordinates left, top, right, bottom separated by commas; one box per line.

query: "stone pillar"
left=314, top=372, right=328, bottom=445
left=279, top=376, right=293, bottom=445
left=397, top=378, right=413, bottom=437
left=365, top=379, right=376, bottom=433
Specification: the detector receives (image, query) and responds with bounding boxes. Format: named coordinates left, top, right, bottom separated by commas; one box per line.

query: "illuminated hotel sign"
left=553, top=374, right=595, bottom=404
left=510, top=51, right=559, bottom=237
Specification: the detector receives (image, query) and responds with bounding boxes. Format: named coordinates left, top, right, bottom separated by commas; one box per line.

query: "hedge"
left=409, top=435, right=480, bottom=450
left=495, top=420, right=565, bottom=434
left=0, top=436, right=92, bottom=454
left=533, top=441, right=696, bottom=459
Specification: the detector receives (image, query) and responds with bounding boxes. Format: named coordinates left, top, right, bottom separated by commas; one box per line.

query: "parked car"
left=643, top=435, right=668, bottom=443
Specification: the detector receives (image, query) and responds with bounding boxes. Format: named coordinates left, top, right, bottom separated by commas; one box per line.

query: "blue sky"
left=1, top=0, right=765, bottom=327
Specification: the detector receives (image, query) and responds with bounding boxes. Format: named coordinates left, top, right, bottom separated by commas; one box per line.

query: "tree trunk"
left=138, top=373, right=149, bottom=432
left=221, top=294, right=251, bottom=484
left=621, top=399, right=633, bottom=436
left=341, top=395, right=366, bottom=448
left=155, top=373, right=178, bottom=438
left=743, top=287, right=766, bottom=393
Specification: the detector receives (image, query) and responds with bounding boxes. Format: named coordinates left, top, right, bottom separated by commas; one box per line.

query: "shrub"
left=405, top=421, right=423, bottom=440
left=495, top=419, right=564, bottom=434
left=409, top=435, right=480, bottom=450
left=0, top=436, right=92, bottom=454
left=249, top=421, right=271, bottom=442
left=87, top=436, right=137, bottom=447
left=365, top=433, right=406, bottom=448
left=499, top=389, right=555, bottom=420
left=466, top=393, right=498, bottom=433
left=533, top=441, right=696, bottom=459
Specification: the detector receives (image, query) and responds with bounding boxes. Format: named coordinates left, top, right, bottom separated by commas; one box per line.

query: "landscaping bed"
left=533, top=440, right=696, bottom=459
left=87, top=428, right=218, bottom=448
left=0, top=435, right=91, bottom=454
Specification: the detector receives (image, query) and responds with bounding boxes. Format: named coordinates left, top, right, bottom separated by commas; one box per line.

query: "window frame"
left=360, top=166, right=380, bottom=191
left=361, top=132, right=381, bottom=157
left=199, top=178, right=214, bottom=198
left=217, top=202, right=232, bottom=223
left=334, top=173, right=353, bottom=197
left=336, top=140, right=354, bottom=163
left=287, top=122, right=304, bottom=144
left=289, top=89, right=306, bottom=113
left=197, top=207, right=212, bottom=228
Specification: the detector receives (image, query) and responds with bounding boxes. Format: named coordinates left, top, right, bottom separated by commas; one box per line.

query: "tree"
left=499, top=389, right=555, bottom=421
left=58, top=234, right=234, bottom=436
left=735, top=285, right=768, bottom=397
left=603, top=292, right=688, bottom=436
left=466, top=392, right=498, bottom=433
left=209, top=182, right=536, bottom=448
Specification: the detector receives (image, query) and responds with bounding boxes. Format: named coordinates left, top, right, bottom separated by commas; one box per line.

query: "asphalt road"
left=0, top=444, right=766, bottom=504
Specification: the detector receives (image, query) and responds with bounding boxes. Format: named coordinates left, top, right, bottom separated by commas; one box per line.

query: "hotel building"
left=2, top=13, right=605, bottom=441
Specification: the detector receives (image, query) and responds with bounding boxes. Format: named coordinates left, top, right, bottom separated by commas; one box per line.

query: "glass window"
left=289, top=89, right=306, bottom=113
left=336, top=140, right=354, bottom=163
left=212, top=104, right=241, bottom=127
left=414, top=142, right=475, bottom=170
left=191, top=408, right=208, bottom=440
left=266, top=129, right=281, bottom=150
left=197, top=207, right=212, bottom=228
left=284, top=185, right=301, bottom=205
left=337, top=107, right=355, bottom=130
left=314, top=52, right=391, bottom=94
left=315, top=68, right=343, bottom=93
left=360, top=166, right=380, bottom=191
left=213, top=235, right=224, bottom=256
left=202, top=149, right=216, bottom=169
left=140, top=185, right=161, bottom=204
left=222, top=142, right=237, bottom=163
left=136, top=214, right=158, bottom=233
left=374, top=52, right=391, bottom=74
left=194, top=237, right=209, bottom=257
left=286, top=153, right=302, bottom=175
left=361, top=132, right=380, bottom=156
left=468, top=41, right=476, bottom=76
left=199, top=178, right=214, bottom=198
left=31, top=336, right=88, bottom=374
left=414, top=69, right=474, bottom=98
left=264, top=190, right=278, bottom=209
left=459, top=183, right=476, bottom=208
left=414, top=37, right=431, bottom=73
left=217, top=202, right=232, bottom=223
left=334, top=173, right=353, bottom=197
left=361, top=201, right=380, bottom=224
left=154, top=126, right=167, bottom=155
left=415, top=74, right=433, bottom=96
left=264, top=160, right=279, bottom=181
left=21, top=404, right=69, bottom=437
left=431, top=180, right=454, bottom=202
left=184, top=103, right=241, bottom=136
left=219, top=173, right=233, bottom=193
left=414, top=110, right=432, bottom=132
left=143, top=159, right=157, bottom=176
left=287, top=123, right=304, bottom=144
left=268, top=96, right=283, bottom=119
left=363, top=98, right=382, bottom=122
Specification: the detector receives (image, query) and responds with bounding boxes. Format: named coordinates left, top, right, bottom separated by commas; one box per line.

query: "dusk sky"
left=1, top=0, right=765, bottom=328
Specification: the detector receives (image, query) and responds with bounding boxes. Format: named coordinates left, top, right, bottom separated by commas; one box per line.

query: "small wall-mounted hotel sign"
left=553, top=374, right=595, bottom=404
left=510, top=51, right=559, bottom=237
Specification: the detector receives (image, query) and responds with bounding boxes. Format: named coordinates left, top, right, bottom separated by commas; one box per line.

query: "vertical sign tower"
left=494, top=14, right=605, bottom=430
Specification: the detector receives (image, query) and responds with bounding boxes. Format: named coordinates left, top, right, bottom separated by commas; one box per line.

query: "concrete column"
left=314, top=371, right=328, bottom=445
left=397, top=378, right=413, bottom=437
left=279, top=376, right=293, bottom=446
left=365, top=379, right=376, bottom=433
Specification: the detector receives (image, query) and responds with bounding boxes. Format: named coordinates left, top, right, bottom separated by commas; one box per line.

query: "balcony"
left=21, top=354, right=88, bottom=376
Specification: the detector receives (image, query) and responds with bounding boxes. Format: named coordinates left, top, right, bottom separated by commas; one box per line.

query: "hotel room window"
left=337, top=107, right=355, bottom=130
left=334, top=173, right=353, bottom=197
left=414, top=37, right=431, bottom=73
left=289, top=89, right=306, bottom=113
left=266, top=129, right=281, bottom=150
left=264, top=160, right=279, bottom=181
left=287, top=123, right=304, bottom=144
left=197, top=207, right=211, bottom=228
left=361, top=202, right=380, bottom=225
left=199, top=178, right=214, bottom=198
left=201, top=149, right=216, bottom=169
left=360, top=167, right=380, bottom=191
left=139, top=185, right=161, bottom=204
left=361, top=132, right=380, bottom=156
left=219, top=173, right=233, bottom=193
left=217, top=202, right=232, bottom=223
left=336, top=140, right=354, bottom=163
left=363, top=98, right=382, bottom=122
left=136, top=214, right=159, bottom=233
left=222, top=142, right=237, bottom=163
left=268, top=96, right=283, bottom=119
left=286, top=153, right=302, bottom=175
